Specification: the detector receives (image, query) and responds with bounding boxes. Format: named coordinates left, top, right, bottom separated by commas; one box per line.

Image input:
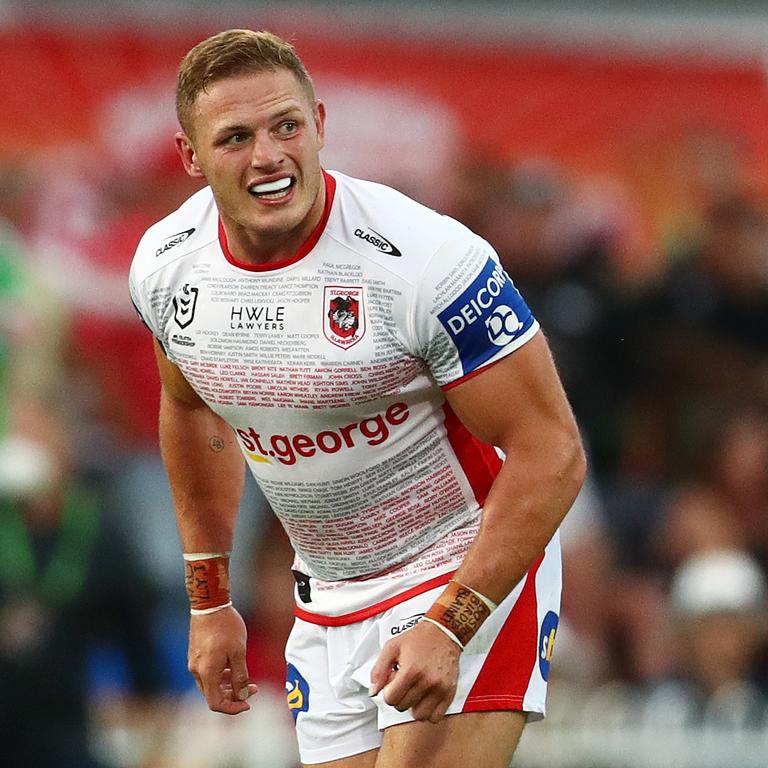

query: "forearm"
left=157, top=388, right=255, bottom=713
left=159, top=387, right=246, bottom=552
left=438, top=334, right=587, bottom=611
left=454, top=427, right=586, bottom=605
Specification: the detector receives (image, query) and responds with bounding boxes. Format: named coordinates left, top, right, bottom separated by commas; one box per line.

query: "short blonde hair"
left=176, top=29, right=315, bottom=135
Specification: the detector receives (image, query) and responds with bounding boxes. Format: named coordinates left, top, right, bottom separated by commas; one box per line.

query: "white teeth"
left=251, top=177, right=292, bottom=194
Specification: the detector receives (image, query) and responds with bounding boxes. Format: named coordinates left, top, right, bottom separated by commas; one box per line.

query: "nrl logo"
left=173, top=283, right=199, bottom=329
left=323, top=285, right=366, bottom=349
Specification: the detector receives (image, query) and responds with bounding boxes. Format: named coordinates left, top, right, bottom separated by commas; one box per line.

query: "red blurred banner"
left=3, top=25, right=768, bottom=172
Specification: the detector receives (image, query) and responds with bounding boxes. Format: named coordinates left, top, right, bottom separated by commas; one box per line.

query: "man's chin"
left=243, top=208, right=311, bottom=243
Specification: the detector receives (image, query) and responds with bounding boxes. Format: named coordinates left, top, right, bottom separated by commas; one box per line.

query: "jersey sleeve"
left=411, top=228, right=539, bottom=388
left=128, top=259, right=162, bottom=341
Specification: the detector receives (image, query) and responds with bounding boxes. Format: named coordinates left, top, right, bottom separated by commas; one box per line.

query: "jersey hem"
left=293, top=570, right=456, bottom=626
left=440, top=322, right=540, bottom=391
left=441, top=354, right=506, bottom=391
left=462, top=694, right=527, bottom=711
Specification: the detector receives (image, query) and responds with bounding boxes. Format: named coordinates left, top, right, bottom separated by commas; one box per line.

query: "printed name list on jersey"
left=437, top=257, right=534, bottom=374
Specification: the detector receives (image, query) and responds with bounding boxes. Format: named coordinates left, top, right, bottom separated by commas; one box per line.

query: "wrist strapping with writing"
left=184, top=552, right=232, bottom=615
left=423, top=580, right=496, bottom=649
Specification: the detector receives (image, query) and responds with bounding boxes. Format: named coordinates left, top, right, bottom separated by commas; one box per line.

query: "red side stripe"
left=442, top=403, right=502, bottom=507
left=218, top=170, right=336, bottom=271
left=463, top=553, right=544, bottom=711
left=293, top=570, right=456, bottom=626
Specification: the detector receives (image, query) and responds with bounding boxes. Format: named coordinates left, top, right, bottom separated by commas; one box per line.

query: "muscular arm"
left=155, top=338, right=245, bottom=551
left=154, top=339, right=256, bottom=714
left=372, top=332, right=586, bottom=721
left=448, top=331, right=586, bottom=602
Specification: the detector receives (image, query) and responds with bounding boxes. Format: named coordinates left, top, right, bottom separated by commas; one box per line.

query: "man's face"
left=176, top=68, right=326, bottom=253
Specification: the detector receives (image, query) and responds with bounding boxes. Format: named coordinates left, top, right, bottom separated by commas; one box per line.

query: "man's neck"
left=220, top=177, right=327, bottom=267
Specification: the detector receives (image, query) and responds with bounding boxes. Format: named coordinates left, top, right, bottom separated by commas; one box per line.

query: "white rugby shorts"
left=284, top=533, right=562, bottom=764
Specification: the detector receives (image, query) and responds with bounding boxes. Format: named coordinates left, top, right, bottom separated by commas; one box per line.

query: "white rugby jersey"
left=129, top=170, right=540, bottom=621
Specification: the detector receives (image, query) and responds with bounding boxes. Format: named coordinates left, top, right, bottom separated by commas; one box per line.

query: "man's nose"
left=251, top=132, right=282, bottom=168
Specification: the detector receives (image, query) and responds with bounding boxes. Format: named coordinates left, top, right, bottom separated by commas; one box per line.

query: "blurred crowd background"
left=1, top=1, right=767, bottom=766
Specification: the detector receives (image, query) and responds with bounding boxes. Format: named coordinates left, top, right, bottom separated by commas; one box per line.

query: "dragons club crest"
left=323, top=286, right=366, bottom=349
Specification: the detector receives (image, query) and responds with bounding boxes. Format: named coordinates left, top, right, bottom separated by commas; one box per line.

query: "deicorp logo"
left=236, top=402, right=409, bottom=466
left=437, top=257, right=534, bottom=374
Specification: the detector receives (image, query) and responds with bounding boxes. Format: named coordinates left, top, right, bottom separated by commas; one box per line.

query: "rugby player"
left=129, top=29, right=586, bottom=768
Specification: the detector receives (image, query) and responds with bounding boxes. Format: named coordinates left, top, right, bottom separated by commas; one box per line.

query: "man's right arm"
left=154, top=339, right=257, bottom=714
left=155, top=338, right=245, bottom=551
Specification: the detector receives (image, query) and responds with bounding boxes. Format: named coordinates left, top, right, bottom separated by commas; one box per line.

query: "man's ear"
left=314, top=100, right=326, bottom=151
left=175, top=132, right=205, bottom=179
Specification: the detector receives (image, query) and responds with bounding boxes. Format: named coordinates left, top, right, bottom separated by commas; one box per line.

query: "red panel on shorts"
left=442, top=403, right=502, bottom=507
left=462, top=553, right=544, bottom=711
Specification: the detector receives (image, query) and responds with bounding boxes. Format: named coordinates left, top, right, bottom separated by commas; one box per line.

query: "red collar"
left=218, top=170, right=336, bottom=272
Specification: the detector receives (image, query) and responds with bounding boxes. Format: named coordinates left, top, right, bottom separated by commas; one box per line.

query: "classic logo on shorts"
left=285, top=663, right=310, bottom=721
left=390, top=613, right=424, bottom=636
left=323, top=286, right=366, bottom=349
left=173, top=283, right=199, bottom=329
left=538, top=611, right=559, bottom=682
left=437, top=257, right=534, bottom=374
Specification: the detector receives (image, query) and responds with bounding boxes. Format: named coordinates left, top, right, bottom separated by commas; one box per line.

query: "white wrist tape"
left=190, top=601, right=233, bottom=616
left=183, top=552, right=231, bottom=561
left=421, top=616, right=465, bottom=650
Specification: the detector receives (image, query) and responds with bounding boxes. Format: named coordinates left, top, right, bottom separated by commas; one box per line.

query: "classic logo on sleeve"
left=323, top=286, right=366, bottom=349
left=354, top=226, right=402, bottom=257
left=436, top=257, right=534, bottom=374
left=173, top=283, right=199, bottom=329
left=155, top=228, right=195, bottom=257
left=285, top=663, right=310, bottom=721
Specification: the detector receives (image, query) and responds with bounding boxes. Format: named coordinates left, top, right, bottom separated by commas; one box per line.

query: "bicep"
left=443, top=331, right=579, bottom=452
left=153, top=337, right=205, bottom=408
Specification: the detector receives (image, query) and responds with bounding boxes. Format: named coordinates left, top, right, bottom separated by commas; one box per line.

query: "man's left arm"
left=370, top=332, right=587, bottom=721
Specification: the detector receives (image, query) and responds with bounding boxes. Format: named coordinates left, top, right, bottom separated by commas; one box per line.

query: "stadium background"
left=1, top=1, right=767, bottom=766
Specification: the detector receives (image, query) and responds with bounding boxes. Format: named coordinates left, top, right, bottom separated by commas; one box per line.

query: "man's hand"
left=369, top=619, right=461, bottom=723
left=188, top=606, right=258, bottom=715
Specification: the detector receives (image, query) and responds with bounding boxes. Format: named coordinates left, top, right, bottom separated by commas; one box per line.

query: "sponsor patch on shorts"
left=286, top=662, right=310, bottom=721
left=538, top=610, right=559, bottom=681
left=437, top=257, right=534, bottom=374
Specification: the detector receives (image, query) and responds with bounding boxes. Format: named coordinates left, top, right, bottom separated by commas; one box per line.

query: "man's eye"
left=229, top=133, right=249, bottom=144
left=277, top=121, right=298, bottom=135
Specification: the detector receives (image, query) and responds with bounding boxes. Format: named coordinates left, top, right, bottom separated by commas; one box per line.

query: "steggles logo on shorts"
left=286, top=663, right=310, bottom=721
left=323, top=285, right=366, bottom=349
